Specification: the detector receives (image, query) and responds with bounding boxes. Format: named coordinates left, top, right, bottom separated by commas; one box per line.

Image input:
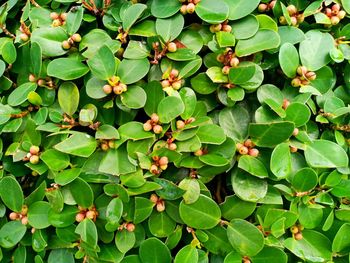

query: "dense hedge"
left=0, top=0, right=349, bottom=262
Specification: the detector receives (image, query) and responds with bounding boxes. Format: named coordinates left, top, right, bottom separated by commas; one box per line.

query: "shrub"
left=0, top=0, right=349, bottom=262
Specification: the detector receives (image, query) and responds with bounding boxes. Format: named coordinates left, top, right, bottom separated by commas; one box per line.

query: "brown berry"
left=167, top=42, right=177, bottom=52
left=103, top=84, right=113, bottom=94
left=9, top=212, right=18, bottom=220
left=159, top=156, right=169, bottom=166
left=71, top=33, right=82, bottom=43
left=62, top=40, right=71, bottom=50
left=29, top=155, right=40, bottom=164
left=294, top=232, right=303, bottom=240
left=153, top=125, right=163, bottom=134
left=222, top=24, right=232, bottom=32
left=30, top=145, right=40, bottom=155
left=239, top=146, right=249, bottom=155
left=248, top=148, right=259, bottom=157
left=126, top=223, right=135, bottom=232
left=76, top=213, right=85, bottom=222
left=151, top=113, right=160, bottom=123
left=143, top=121, right=152, bottom=132
left=186, top=3, right=195, bottom=14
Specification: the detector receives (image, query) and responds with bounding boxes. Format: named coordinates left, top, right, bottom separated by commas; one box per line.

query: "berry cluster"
left=217, top=48, right=240, bottom=75
left=290, top=224, right=304, bottom=240
left=161, top=69, right=183, bottom=90
left=179, top=0, right=200, bottom=15
left=24, top=145, right=40, bottom=165
left=62, top=33, right=82, bottom=50
left=291, top=66, right=316, bottom=88
left=9, top=205, right=29, bottom=225
left=75, top=206, right=99, bottom=222
left=258, top=0, right=276, bottom=13
left=50, top=12, right=67, bottom=27
left=143, top=113, right=163, bottom=134
left=209, top=20, right=232, bottom=33
left=279, top=5, right=304, bottom=26
left=165, top=137, right=177, bottom=151
left=236, top=139, right=259, bottom=157
left=150, top=156, right=169, bottom=175
left=118, top=222, right=136, bottom=232
left=99, top=140, right=115, bottom=151
left=323, top=3, right=346, bottom=26
left=29, top=74, right=54, bottom=88
left=103, top=76, right=127, bottom=95
left=150, top=194, right=165, bottom=212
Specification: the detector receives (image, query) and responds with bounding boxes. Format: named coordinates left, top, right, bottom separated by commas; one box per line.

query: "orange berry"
left=176, top=120, right=186, bottom=129
left=29, top=145, right=40, bottom=155
left=248, top=148, right=259, bottom=157
left=103, top=84, right=113, bottom=94
left=292, top=128, right=299, bottom=136
left=180, top=4, right=187, bottom=15
left=290, top=226, right=299, bottom=234
left=159, top=156, right=169, bottom=166
left=153, top=125, right=163, bottom=134
left=239, top=146, right=249, bottom=155
left=186, top=3, right=195, bottom=14
left=86, top=210, right=96, bottom=220
left=167, top=42, right=177, bottom=52
left=29, top=155, right=40, bottom=164
left=209, top=24, right=222, bottom=33
left=156, top=201, right=165, bottom=212
left=168, top=143, right=177, bottom=150
left=50, top=12, right=59, bottom=20
left=21, top=216, right=28, bottom=225
left=230, top=57, right=240, bottom=67
left=75, top=213, right=85, bottom=222
left=194, top=149, right=203, bottom=156
left=143, top=121, right=152, bottom=132
left=29, top=74, right=36, bottom=82
left=222, top=66, right=231, bottom=75
left=9, top=212, right=18, bottom=220
left=291, top=78, right=301, bottom=87
left=222, top=24, right=232, bottom=32
left=258, top=3, right=268, bottom=12
left=126, top=223, right=135, bottom=232
left=294, top=232, right=303, bottom=240
left=150, top=194, right=159, bottom=203
left=151, top=113, right=159, bottom=123
left=71, top=33, right=82, bottom=43
left=62, top=40, right=71, bottom=50
left=20, top=33, right=29, bottom=42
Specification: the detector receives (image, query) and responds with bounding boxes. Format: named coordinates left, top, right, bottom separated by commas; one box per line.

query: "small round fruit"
left=193, top=0, right=201, bottom=4
left=126, top=223, right=135, bottom=232
left=269, top=0, right=276, bottom=8
left=282, top=99, right=290, bottom=109
left=172, top=80, right=182, bottom=90
left=248, top=148, right=259, bottom=157
left=86, top=210, right=96, bottom=220
left=101, top=142, right=109, bottom=151
left=290, top=146, right=298, bottom=153
left=103, top=84, right=113, bottom=94
left=37, top=79, right=46, bottom=86
left=52, top=19, right=62, bottom=27
left=29, top=74, right=36, bottom=82
left=62, top=40, right=71, bottom=50
left=170, top=69, right=179, bottom=78
left=297, top=14, right=305, bottom=23
left=186, top=3, right=195, bottom=14
left=153, top=125, right=163, bottom=134
left=294, top=232, right=303, bottom=240
left=50, top=12, right=59, bottom=20
left=150, top=164, right=159, bottom=174
left=222, top=24, right=232, bottom=32
left=258, top=3, right=268, bottom=12
left=159, top=156, right=169, bottom=166
left=230, top=57, right=240, bottom=67
left=222, top=66, right=231, bottom=75
left=108, top=140, right=115, bottom=149
left=290, top=226, right=299, bottom=234
left=338, top=10, right=346, bottom=19
left=332, top=3, right=341, bottom=12
left=29, top=155, right=40, bottom=164
left=168, top=143, right=177, bottom=150
left=119, top=83, right=127, bottom=92
left=194, top=149, right=203, bottom=156
left=279, top=16, right=287, bottom=24
left=60, top=13, right=67, bottom=21
left=30, top=145, right=40, bottom=155
left=244, top=139, right=254, bottom=148
left=161, top=80, right=171, bottom=88
left=160, top=164, right=168, bottom=170
left=20, top=33, right=29, bottom=42
left=21, top=216, right=28, bottom=225
left=176, top=120, right=185, bottom=129
left=143, top=121, right=152, bottom=132
left=331, top=16, right=340, bottom=25
left=216, top=54, right=225, bottom=63
left=290, top=16, right=298, bottom=26
left=286, top=5, right=297, bottom=16
left=187, top=117, right=196, bottom=123
left=297, top=66, right=308, bottom=76
left=9, top=212, right=18, bottom=220
left=76, top=213, right=85, bottom=222
left=291, top=78, right=301, bottom=87
left=236, top=143, right=243, bottom=150
left=21, top=205, right=28, bottom=216
left=113, top=85, right=123, bottom=95
left=292, top=128, right=299, bottom=136
left=156, top=201, right=165, bottom=212
left=150, top=194, right=159, bottom=203
left=209, top=24, right=222, bottom=33
left=238, top=146, right=249, bottom=155
left=167, top=42, right=177, bottom=52
left=151, top=113, right=159, bottom=123
left=180, top=4, right=187, bottom=15
left=71, top=33, right=82, bottom=43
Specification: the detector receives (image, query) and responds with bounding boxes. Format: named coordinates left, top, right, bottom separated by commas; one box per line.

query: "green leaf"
left=216, top=31, right=235, bottom=47
left=58, top=82, right=79, bottom=116
left=332, top=223, right=350, bottom=253
left=0, top=221, right=27, bottom=248
left=8, top=82, right=37, bottom=107
left=96, top=125, right=119, bottom=140
left=120, top=85, right=147, bottom=109
left=342, top=0, right=350, bottom=13
left=219, top=106, right=250, bottom=141
left=227, top=219, right=264, bottom=256
left=158, top=96, right=185, bottom=123
left=228, top=62, right=256, bottom=85
left=304, top=140, right=349, bottom=168
left=106, top=197, right=123, bottom=226
left=195, top=0, right=229, bottom=24
left=148, top=211, right=176, bottom=238
left=40, top=149, right=70, bottom=171
left=117, top=58, right=150, bottom=84
left=31, top=27, right=68, bottom=57
left=134, top=197, right=155, bottom=224
left=151, top=0, right=181, bottom=18
left=191, top=73, right=218, bottom=94
left=299, top=30, right=334, bottom=71
left=166, top=48, right=197, bottom=61
left=156, top=14, right=184, bottom=42
left=179, top=194, right=221, bottom=229
left=285, top=102, right=311, bottom=127
left=87, top=45, right=116, bottom=80
left=27, top=201, right=51, bottom=229
left=2, top=42, right=16, bottom=64
left=123, top=4, right=147, bottom=31
left=144, top=81, right=165, bottom=116
left=231, top=14, right=259, bottom=40
left=68, top=177, right=94, bottom=208
left=174, top=245, right=198, bottom=263
left=48, top=249, right=74, bottom=263
left=99, top=146, right=136, bottom=175
left=220, top=195, right=256, bottom=220
left=47, top=58, right=89, bottom=81
left=225, top=0, right=260, bottom=20
left=115, top=229, right=136, bottom=253
left=270, top=143, right=292, bottom=179
left=238, top=155, right=268, bottom=178
left=139, top=238, right=172, bottom=263
left=279, top=43, right=299, bottom=78
left=292, top=168, right=318, bottom=192
left=119, top=121, right=154, bottom=140
left=66, top=6, right=83, bottom=35
left=0, top=176, right=23, bottom=212
left=248, top=122, right=295, bottom=147
left=236, top=29, right=280, bottom=57
left=251, top=247, right=288, bottom=263
left=48, top=205, right=77, bottom=228
left=75, top=218, right=98, bottom=248
left=54, top=133, right=97, bottom=158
